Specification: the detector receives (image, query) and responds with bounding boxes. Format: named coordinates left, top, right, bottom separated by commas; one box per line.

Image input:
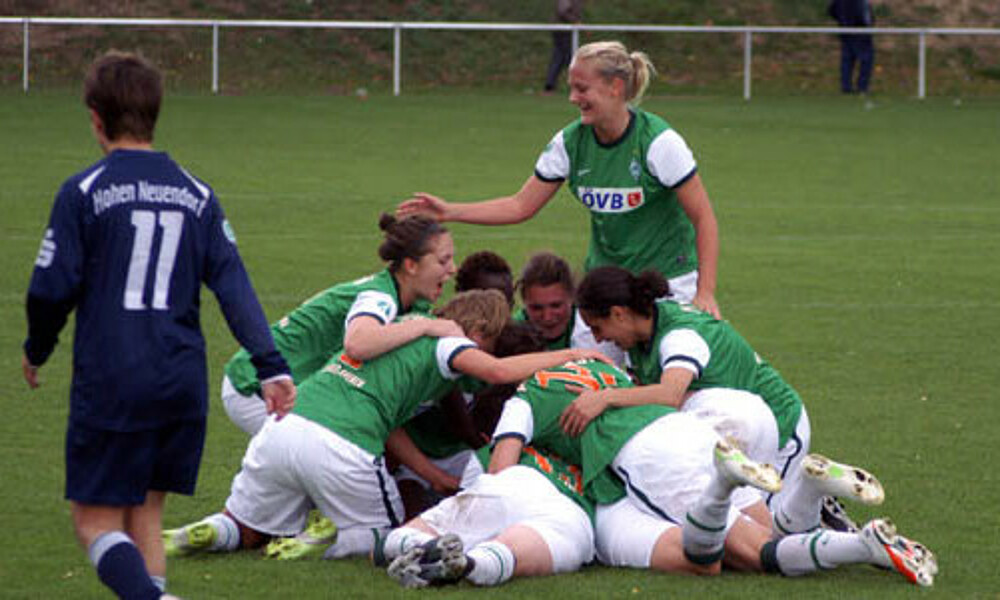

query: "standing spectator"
left=828, top=0, right=875, bottom=94
left=22, top=51, right=294, bottom=599
left=543, top=0, right=584, bottom=93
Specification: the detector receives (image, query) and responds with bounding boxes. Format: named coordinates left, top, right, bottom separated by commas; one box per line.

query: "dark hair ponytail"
left=378, top=213, right=448, bottom=272
left=576, top=266, right=668, bottom=318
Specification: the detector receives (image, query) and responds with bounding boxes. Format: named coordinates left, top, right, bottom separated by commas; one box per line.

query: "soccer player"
left=563, top=266, right=878, bottom=535
left=488, top=353, right=937, bottom=585
left=21, top=51, right=294, bottom=600
left=398, top=40, right=722, bottom=318
left=378, top=445, right=595, bottom=588
left=514, top=251, right=626, bottom=366
left=222, top=213, right=462, bottom=436
left=163, top=290, right=608, bottom=562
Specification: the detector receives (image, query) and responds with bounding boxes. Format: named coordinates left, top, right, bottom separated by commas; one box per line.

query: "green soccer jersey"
left=471, top=444, right=596, bottom=522
left=628, top=301, right=804, bottom=448
left=293, top=336, right=475, bottom=456
left=534, top=109, right=699, bottom=279
left=225, top=269, right=428, bottom=396
left=493, top=359, right=671, bottom=505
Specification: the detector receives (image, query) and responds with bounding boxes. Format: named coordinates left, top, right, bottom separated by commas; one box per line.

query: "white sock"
left=771, top=477, right=824, bottom=536
left=203, top=513, right=240, bottom=551
left=466, top=541, right=515, bottom=587
left=774, top=530, right=871, bottom=576
left=324, top=527, right=389, bottom=559
left=382, top=527, right=433, bottom=561
left=683, top=496, right=731, bottom=564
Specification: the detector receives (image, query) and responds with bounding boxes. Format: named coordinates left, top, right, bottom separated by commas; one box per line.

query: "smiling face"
left=406, top=232, right=456, bottom=303
left=568, top=58, right=625, bottom=128
left=522, top=282, right=574, bottom=341
left=580, top=306, right=642, bottom=350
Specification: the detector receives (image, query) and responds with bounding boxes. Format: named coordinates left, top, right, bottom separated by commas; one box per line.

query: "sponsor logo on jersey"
left=324, top=354, right=366, bottom=387
left=576, top=187, right=645, bottom=213
left=35, top=229, right=56, bottom=268
left=577, top=168, right=592, bottom=177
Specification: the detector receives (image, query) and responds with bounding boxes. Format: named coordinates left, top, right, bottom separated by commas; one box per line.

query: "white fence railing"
left=2, top=17, right=999, bottom=99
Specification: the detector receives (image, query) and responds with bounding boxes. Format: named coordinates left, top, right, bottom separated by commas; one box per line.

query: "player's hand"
left=22, top=354, right=40, bottom=389
left=397, top=192, right=449, bottom=221
left=422, top=318, right=465, bottom=338
left=262, top=376, right=296, bottom=420
left=429, top=471, right=461, bottom=497
left=692, top=290, right=722, bottom=320
left=565, top=347, right=613, bottom=365
left=558, top=386, right=610, bottom=437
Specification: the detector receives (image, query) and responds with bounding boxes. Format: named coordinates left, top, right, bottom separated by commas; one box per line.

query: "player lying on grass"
left=377, top=444, right=595, bottom=588
left=563, top=265, right=861, bottom=535
left=484, top=325, right=937, bottom=586
left=222, top=212, right=462, bottom=436
left=163, top=290, right=610, bottom=562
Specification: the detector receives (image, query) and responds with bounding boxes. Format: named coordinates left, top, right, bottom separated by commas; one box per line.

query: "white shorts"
left=666, top=270, right=699, bottom=304
left=221, top=375, right=268, bottom=436
left=594, top=497, right=675, bottom=568
left=768, top=406, right=812, bottom=510
left=395, top=449, right=476, bottom=491
left=420, top=466, right=594, bottom=573
left=225, top=414, right=403, bottom=537
left=612, top=412, right=744, bottom=526
left=681, top=387, right=780, bottom=509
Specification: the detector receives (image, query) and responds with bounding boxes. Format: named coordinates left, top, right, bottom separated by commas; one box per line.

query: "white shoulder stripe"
left=179, top=166, right=211, bottom=200
left=78, top=165, right=106, bottom=194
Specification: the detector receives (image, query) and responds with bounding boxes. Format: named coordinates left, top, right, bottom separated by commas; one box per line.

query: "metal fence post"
left=572, top=26, right=579, bottom=55
left=22, top=19, right=29, bottom=93
left=393, top=25, right=401, bottom=96
left=212, top=22, right=220, bottom=94
left=918, top=30, right=926, bottom=99
left=743, top=29, right=752, bottom=101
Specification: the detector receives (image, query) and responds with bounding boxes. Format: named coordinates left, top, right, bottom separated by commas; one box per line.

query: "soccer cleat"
left=387, top=534, right=467, bottom=588
left=163, top=522, right=216, bottom=558
left=820, top=496, right=860, bottom=533
left=713, top=438, right=783, bottom=494
left=860, top=518, right=938, bottom=587
left=264, top=514, right=338, bottom=560
left=802, top=454, right=884, bottom=505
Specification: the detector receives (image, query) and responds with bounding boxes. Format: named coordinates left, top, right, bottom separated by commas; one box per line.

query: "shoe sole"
left=803, top=454, right=884, bottom=505
left=714, top=439, right=782, bottom=494
left=820, top=496, right=860, bottom=533
left=867, top=518, right=937, bottom=586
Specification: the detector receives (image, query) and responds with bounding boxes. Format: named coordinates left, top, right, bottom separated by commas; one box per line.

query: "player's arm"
left=399, top=175, right=560, bottom=225
left=488, top=437, right=525, bottom=474
left=559, top=369, right=694, bottom=437
left=488, top=395, right=534, bottom=473
left=23, top=183, right=85, bottom=387
left=676, top=174, right=721, bottom=318
left=451, top=346, right=610, bottom=385
left=343, top=314, right=463, bottom=361
left=385, top=427, right=460, bottom=496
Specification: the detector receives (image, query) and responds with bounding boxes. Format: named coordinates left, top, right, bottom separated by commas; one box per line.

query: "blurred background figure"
left=543, top=0, right=584, bottom=94
left=828, top=0, right=875, bottom=94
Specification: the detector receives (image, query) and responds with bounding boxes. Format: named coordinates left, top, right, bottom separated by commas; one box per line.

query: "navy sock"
left=89, top=532, right=161, bottom=600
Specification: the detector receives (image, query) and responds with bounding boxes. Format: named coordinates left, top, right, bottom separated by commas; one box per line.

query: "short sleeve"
left=345, top=290, right=398, bottom=326
left=492, top=396, right=534, bottom=444
left=646, top=129, right=697, bottom=189
left=435, top=336, right=478, bottom=380
left=534, top=130, right=570, bottom=182
left=658, top=328, right=711, bottom=378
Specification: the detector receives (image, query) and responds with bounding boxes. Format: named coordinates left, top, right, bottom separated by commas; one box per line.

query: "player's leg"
left=124, top=491, right=167, bottom=591
left=73, top=502, right=163, bottom=600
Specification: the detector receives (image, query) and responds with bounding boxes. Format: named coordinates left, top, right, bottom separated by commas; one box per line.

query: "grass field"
left=1, top=89, right=998, bottom=598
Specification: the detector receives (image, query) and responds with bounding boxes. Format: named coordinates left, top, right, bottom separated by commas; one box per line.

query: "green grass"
left=1, top=90, right=998, bottom=598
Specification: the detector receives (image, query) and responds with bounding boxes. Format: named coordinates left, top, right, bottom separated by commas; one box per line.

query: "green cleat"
left=163, top=522, right=216, bottom=558
left=264, top=514, right=338, bottom=560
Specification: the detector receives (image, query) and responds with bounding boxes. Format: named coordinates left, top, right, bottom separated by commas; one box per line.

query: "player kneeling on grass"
left=377, top=444, right=594, bottom=588
left=163, top=289, right=609, bottom=561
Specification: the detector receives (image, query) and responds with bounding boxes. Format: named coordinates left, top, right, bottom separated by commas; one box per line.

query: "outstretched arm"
left=343, top=315, right=464, bottom=361
left=397, top=176, right=561, bottom=225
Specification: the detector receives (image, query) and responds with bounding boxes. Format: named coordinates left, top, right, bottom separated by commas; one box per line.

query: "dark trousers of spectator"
left=544, top=31, right=573, bottom=91
left=840, top=34, right=874, bottom=93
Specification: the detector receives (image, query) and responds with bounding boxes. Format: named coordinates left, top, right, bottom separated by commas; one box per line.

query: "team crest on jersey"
left=576, top=187, right=645, bottom=213
left=629, top=157, right=642, bottom=181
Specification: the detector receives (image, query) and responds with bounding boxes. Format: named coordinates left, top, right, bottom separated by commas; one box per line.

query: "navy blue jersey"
left=25, top=149, right=288, bottom=431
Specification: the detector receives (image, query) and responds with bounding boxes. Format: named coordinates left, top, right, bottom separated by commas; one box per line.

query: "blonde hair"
left=435, top=289, right=510, bottom=341
left=573, top=41, right=656, bottom=105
